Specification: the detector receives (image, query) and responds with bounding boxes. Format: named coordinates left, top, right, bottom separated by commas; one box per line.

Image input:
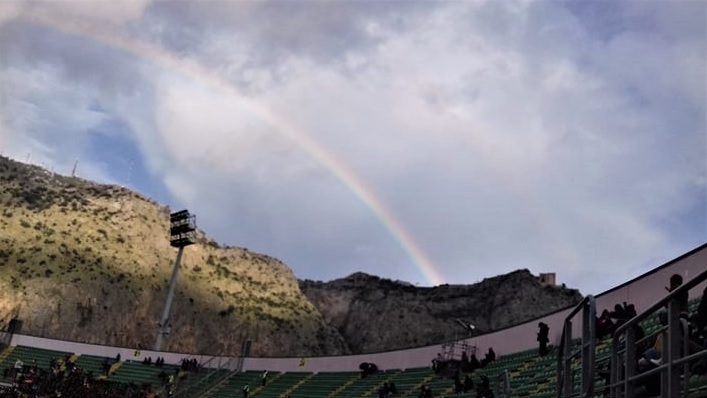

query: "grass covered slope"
left=0, top=156, right=347, bottom=356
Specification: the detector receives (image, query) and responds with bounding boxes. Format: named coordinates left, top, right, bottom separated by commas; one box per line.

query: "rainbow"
left=17, top=11, right=446, bottom=286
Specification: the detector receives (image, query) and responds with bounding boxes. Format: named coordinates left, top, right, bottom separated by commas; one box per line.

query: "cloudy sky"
left=1, top=0, right=705, bottom=295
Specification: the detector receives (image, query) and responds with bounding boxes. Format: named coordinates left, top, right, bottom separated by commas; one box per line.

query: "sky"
left=0, top=0, right=705, bottom=295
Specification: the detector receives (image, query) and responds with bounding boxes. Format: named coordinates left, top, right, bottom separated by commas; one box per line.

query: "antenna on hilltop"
left=71, top=160, right=78, bottom=177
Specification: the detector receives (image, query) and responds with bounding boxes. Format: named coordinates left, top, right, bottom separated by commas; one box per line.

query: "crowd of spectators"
left=141, top=357, right=166, bottom=367
left=179, top=358, right=198, bottom=373
left=597, top=273, right=707, bottom=398
left=0, top=352, right=206, bottom=398
left=0, top=355, right=157, bottom=398
left=428, top=346, right=496, bottom=397
left=1, top=271, right=703, bottom=398
left=377, top=381, right=397, bottom=397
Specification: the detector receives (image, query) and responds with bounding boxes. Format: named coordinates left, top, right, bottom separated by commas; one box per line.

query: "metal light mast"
left=154, top=210, right=196, bottom=351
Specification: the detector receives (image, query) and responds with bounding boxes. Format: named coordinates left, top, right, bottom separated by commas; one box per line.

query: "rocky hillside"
left=0, top=156, right=346, bottom=357
left=0, top=155, right=583, bottom=357
left=300, top=271, right=582, bottom=353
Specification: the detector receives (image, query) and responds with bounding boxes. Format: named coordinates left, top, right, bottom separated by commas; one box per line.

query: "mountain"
left=0, top=156, right=346, bottom=357
left=300, top=271, right=582, bottom=353
left=0, top=155, right=582, bottom=357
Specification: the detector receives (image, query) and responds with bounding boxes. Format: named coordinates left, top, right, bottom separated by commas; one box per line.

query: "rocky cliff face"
left=0, top=156, right=583, bottom=357
left=0, top=156, right=346, bottom=357
left=300, top=271, right=582, bottom=353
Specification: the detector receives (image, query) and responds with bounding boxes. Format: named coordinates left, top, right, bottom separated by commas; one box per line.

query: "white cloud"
left=0, top=65, right=105, bottom=162
left=24, top=0, right=151, bottom=26
left=0, top=0, right=704, bottom=294
left=0, top=1, right=21, bottom=26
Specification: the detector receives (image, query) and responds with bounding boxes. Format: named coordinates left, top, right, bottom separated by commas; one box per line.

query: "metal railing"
left=172, top=354, right=240, bottom=397
left=609, top=268, right=707, bottom=398
left=173, top=340, right=251, bottom=398
left=557, top=295, right=597, bottom=398
left=496, top=369, right=512, bottom=398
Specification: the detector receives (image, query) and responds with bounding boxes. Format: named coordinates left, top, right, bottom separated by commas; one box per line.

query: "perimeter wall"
left=10, top=243, right=707, bottom=373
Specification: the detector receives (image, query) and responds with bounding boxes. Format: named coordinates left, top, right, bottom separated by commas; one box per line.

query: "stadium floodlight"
left=169, top=210, right=197, bottom=247
left=155, top=210, right=197, bottom=351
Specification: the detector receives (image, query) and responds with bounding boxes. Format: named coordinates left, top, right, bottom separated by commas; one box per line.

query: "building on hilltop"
left=538, top=273, right=556, bottom=287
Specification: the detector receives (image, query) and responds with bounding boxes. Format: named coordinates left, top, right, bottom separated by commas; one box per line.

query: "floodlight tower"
left=154, top=210, right=197, bottom=351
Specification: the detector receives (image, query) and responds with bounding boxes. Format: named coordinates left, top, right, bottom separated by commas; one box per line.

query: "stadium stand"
left=0, top=310, right=703, bottom=397
left=175, top=368, right=231, bottom=397
left=335, top=369, right=396, bottom=397
left=0, top=345, right=71, bottom=383
left=249, top=371, right=310, bottom=398
left=202, top=369, right=264, bottom=398
left=284, top=371, right=360, bottom=397
left=1, top=244, right=706, bottom=397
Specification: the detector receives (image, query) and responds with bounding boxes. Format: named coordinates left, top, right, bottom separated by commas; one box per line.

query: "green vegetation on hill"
left=0, top=156, right=346, bottom=356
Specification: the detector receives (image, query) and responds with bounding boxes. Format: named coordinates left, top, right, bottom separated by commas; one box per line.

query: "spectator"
left=692, top=285, right=707, bottom=344
left=596, top=310, right=615, bottom=340
left=611, top=303, right=625, bottom=318
left=477, top=375, right=494, bottom=398
left=470, top=354, right=480, bottom=371
left=378, top=382, right=390, bottom=398
left=611, top=303, right=632, bottom=330
left=262, top=370, right=268, bottom=386
left=690, top=286, right=707, bottom=375
left=454, top=376, right=463, bottom=394
left=537, top=322, right=550, bottom=357
left=480, top=348, right=495, bottom=368
left=432, top=352, right=445, bottom=372
left=666, top=274, right=688, bottom=317
left=243, top=384, right=250, bottom=398
left=359, top=362, right=378, bottom=378
left=638, top=311, right=667, bottom=372
left=463, top=375, right=474, bottom=393
left=418, top=384, right=432, bottom=398
left=624, top=303, right=637, bottom=318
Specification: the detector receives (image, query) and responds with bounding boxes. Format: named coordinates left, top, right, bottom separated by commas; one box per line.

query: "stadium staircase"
left=249, top=371, right=305, bottom=398
left=280, top=371, right=359, bottom=397
left=200, top=369, right=263, bottom=398
left=277, top=372, right=316, bottom=398
left=384, top=367, right=436, bottom=397
left=328, top=373, right=363, bottom=397
left=339, top=369, right=397, bottom=397
left=72, top=353, right=115, bottom=379
left=173, top=353, right=241, bottom=397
